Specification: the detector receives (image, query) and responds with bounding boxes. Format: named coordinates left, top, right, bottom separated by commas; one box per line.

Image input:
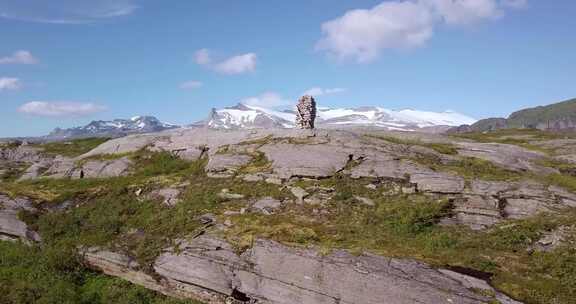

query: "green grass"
left=39, top=137, right=111, bottom=157
left=0, top=241, right=201, bottom=304
left=0, top=162, right=29, bottom=182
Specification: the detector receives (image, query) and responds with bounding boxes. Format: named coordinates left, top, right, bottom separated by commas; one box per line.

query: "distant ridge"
left=200, top=103, right=476, bottom=132
left=47, top=116, right=179, bottom=139
left=447, top=98, right=576, bottom=133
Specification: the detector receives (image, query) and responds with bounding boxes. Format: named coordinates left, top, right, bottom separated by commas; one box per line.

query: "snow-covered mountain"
left=203, top=103, right=476, bottom=132
left=48, top=116, right=179, bottom=139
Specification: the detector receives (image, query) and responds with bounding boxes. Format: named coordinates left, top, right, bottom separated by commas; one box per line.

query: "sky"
left=0, top=0, right=575, bottom=137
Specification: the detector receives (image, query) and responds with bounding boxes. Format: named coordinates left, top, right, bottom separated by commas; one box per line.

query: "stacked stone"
left=296, top=95, right=317, bottom=129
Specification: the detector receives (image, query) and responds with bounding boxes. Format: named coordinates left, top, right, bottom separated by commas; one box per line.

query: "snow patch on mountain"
left=205, top=103, right=476, bottom=131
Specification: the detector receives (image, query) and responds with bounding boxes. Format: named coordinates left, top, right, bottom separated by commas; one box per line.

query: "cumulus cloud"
left=0, top=50, right=38, bottom=65
left=317, top=1, right=434, bottom=63
left=241, top=92, right=291, bottom=108
left=18, top=101, right=107, bottom=117
left=303, top=87, right=347, bottom=97
left=194, top=49, right=257, bottom=75
left=214, top=53, right=257, bottom=75
left=317, top=0, right=527, bottom=62
left=0, top=77, right=22, bottom=91
left=179, top=80, right=203, bottom=90
left=0, top=0, right=137, bottom=24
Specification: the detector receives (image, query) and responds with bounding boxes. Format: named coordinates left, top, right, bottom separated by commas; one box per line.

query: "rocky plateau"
left=2, top=127, right=576, bottom=304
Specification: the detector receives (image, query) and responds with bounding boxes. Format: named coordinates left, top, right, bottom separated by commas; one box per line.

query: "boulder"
left=149, top=188, right=182, bottom=207
left=218, top=189, right=245, bottom=200
left=0, top=195, right=41, bottom=243
left=289, top=187, right=309, bottom=203
left=252, top=197, right=282, bottom=214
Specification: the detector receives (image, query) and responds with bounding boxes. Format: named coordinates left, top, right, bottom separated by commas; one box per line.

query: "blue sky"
left=0, top=0, right=575, bottom=137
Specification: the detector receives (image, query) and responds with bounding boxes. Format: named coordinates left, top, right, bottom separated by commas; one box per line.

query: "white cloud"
left=303, top=87, right=347, bottom=97
left=317, top=0, right=527, bottom=62
left=0, top=77, right=21, bottom=91
left=194, top=49, right=257, bottom=75
left=0, top=0, right=137, bottom=24
left=214, top=53, right=257, bottom=75
left=180, top=80, right=203, bottom=90
left=0, top=50, right=38, bottom=65
left=241, top=92, right=291, bottom=108
left=317, top=1, right=435, bottom=63
left=18, top=101, right=107, bottom=117
left=194, top=49, right=211, bottom=65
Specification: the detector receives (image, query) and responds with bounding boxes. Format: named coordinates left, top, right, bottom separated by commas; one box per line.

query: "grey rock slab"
left=289, top=187, right=309, bottom=202
left=503, top=198, right=557, bottom=219
left=218, top=189, right=245, bottom=200
left=155, top=236, right=241, bottom=296
left=410, top=171, right=465, bottom=193
left=206, top=153, right=252, bottom=178
left=80, top=157, right=132, bottom=178
left=456, top=142, right=547, bottom=173
left=181, top=236, right=511, bottom=304
left=439, top=270, right=522, bottom=304
left=530, top=226, right=570, bottom=253
left=353, top=196, right=375, bottom=206
left=259, top=143, right=351, bottom=179
left=242, top=174, right=264, bottom=182
left=0, top=195, right=41, bottom=243
left=18, top=160, right=51, bottom=180
left=81, top=247, right=221, bottom=302
left=252, top=197, right=282, bottom=214
left=447, top=196, right=503, bottom=230
left=80, top=133, right=160, bottom=157
left=349, top=155, right=414, bottom=180
left=468, top=180, right=514, bottom=196
left=0, top=145, right=44, bottom=162
left=43, top=156, right=77, bottom=178
left=82, top=234, right=523, bottom=304
left=150, top=188, right=182, bottom=207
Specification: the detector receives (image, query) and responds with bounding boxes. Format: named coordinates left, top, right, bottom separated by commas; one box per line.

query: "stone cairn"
left=296, top=95, right=317, bottom=129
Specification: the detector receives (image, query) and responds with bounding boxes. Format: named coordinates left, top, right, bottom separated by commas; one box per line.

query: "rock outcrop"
left=0, top=195, right=41, bottom=243
left=85, top=235, right=521, bottom=304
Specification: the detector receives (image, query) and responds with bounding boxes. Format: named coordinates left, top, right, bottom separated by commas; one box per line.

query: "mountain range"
left=202, top=103, right=476, bottom=132
left=47, top=116, right=179, bottom=139
left=38, top=104, right=476, bottom=140
left=26, top=98, right=576, bottom=140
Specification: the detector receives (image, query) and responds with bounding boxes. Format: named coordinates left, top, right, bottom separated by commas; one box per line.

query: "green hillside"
left=507, top=98, right=576, bottom=129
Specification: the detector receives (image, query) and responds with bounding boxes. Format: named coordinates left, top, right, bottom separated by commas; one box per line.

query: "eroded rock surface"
left=85, top=235, right=521, bottom=304
left=0, top=195, right=41, bottom=243
left=206, top=153, right=252, bottom=178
